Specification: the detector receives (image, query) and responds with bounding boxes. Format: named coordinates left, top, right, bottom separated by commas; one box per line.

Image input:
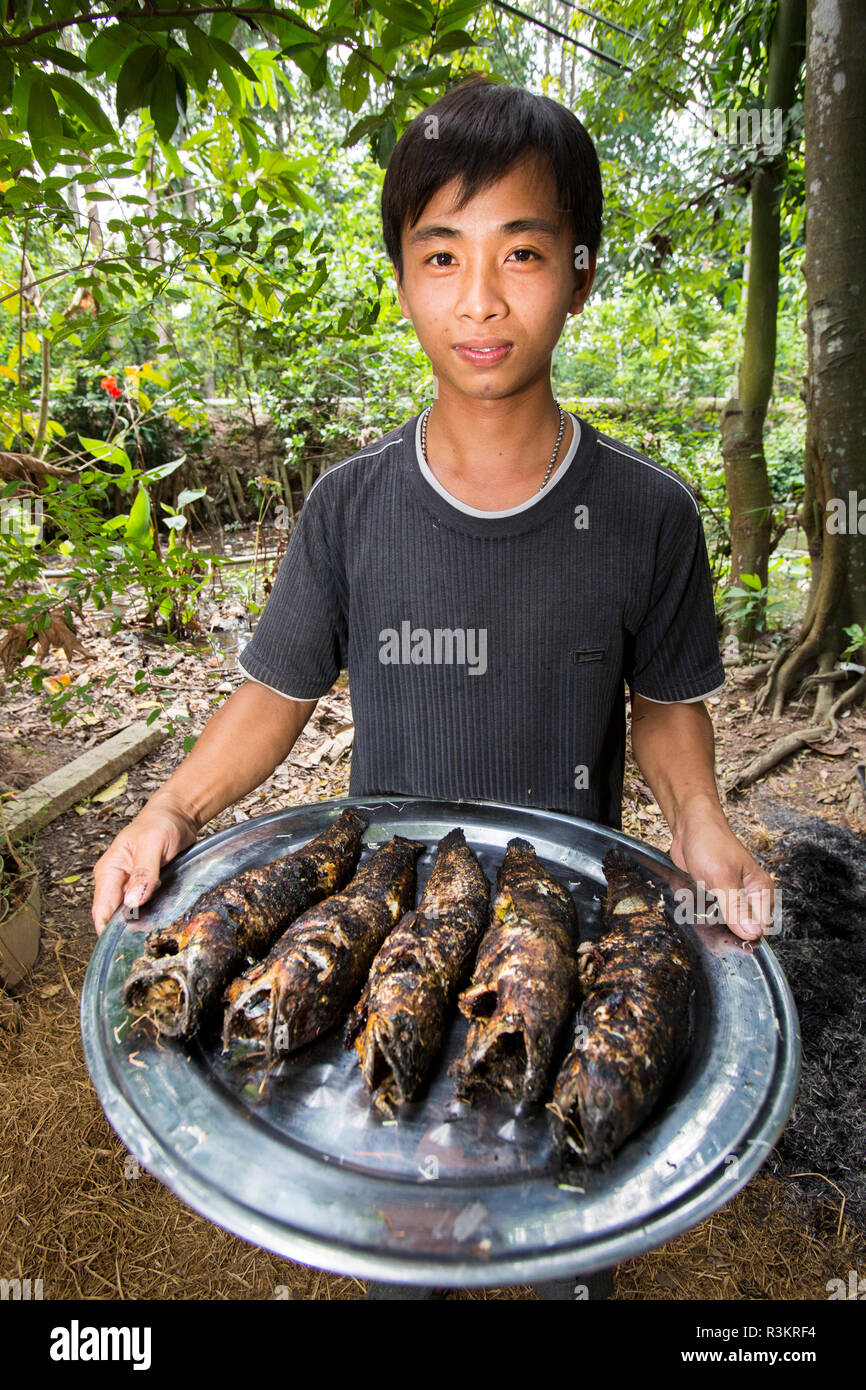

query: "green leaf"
left=11, top=71, right=35, bottom=127
left=437, top=0, right=484, bottom=30
left=159, top=135, right=185, bottom=180
left=151, top=62, right=181, bottom=142
left=176, top=488, right=206, bottom=508
left=208, top=36, right=258, bottom=82
left=79, top=435, right=134, bottom=484
left=125, top=487, right=153, bottom=549
left=373, top=120, right=397, bottom=168
left=212, top=56, right=240, bottom=107
left=116, top=46, right=161, bottom=124
left=44, top=73, right=114, bottom=138
left=339, top=51, right=370, bottom=114
left=210, top=12, right=239, bottom=43
left=400, top=64, right=452, bottom=89
left=86, top=24, right=138, bottom=76
left=140, top=455, right=186, bottom=483
left=367, top=0, right=433, bottom=34
left=41, top=45, right=88, bottom=73
left=0, top=54, right=13, bottom=105
left=430, top=29, right=477, bottom=55
left=342, top=110, right=389, bottom=146
left=238, top=114, right=259, bottom=166
left=27, top=78, right=62, bottom=173
left=184, top=23, right=214, bottom=91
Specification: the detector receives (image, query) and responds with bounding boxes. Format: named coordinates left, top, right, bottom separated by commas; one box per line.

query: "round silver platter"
left=81, top=796, right=800, bottom=1287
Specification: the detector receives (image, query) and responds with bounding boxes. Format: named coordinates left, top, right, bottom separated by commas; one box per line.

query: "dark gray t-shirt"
left=238, top=410, right=725, bottom=829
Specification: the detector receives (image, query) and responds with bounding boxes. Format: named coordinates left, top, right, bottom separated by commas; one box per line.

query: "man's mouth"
left=453, top=341, right=513, bottom=365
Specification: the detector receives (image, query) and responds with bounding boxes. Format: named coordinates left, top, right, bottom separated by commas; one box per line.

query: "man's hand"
left=91, top=794, right=198, bottom=935
left=670, top=811, right=775, bottom=942
left=629, top=695, right=775, bottom=943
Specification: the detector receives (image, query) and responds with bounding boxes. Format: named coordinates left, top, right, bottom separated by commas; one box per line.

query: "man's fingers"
left=91, top=832, right=166, bottom=935
left=122, top=834, right=166, bottom=914
left=723, top=888, right=764, bottom=942
left=92, top=861, right=129, bottom=936
left=706, top=878, right=775, bottom=942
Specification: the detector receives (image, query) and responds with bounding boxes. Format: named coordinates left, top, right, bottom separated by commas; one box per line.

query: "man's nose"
left=453, top=255, right=509, bottom=319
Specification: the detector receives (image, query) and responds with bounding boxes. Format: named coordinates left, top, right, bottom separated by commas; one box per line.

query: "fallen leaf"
left=92, top=772, right=128, bottom=803
left=61, top=874, right=81, bottom=884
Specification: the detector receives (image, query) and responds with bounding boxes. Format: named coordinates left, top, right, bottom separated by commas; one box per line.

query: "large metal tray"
left=81, top=796, right=800, bottom=1287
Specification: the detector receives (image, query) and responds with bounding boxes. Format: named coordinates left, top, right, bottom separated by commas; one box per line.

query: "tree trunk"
left=758, top=0, right=866, bottom=719
left=721, top=0, right=806, bottom=647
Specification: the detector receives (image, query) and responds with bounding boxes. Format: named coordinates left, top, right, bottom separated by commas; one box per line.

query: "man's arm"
left=629, top=693, right=773, bottom=941
left=91, top=681, right=317, bottom=934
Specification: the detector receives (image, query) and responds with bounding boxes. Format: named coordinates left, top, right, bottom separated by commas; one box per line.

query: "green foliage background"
left=0, top=0, right=808, bottom=722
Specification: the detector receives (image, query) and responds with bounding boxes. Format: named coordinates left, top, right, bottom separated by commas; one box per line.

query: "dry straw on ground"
left=1, top=888, right=862, bottom=1300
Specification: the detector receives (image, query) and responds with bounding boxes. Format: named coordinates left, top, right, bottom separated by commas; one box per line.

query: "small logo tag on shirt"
left=571, top=648, right=605, bottom=664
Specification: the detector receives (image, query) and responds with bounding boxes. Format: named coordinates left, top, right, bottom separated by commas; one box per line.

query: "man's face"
left=394, top=153, right=595, bottom=402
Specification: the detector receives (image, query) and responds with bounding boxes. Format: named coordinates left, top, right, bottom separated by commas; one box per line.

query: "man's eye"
left=425, top=249, right=540, bottom=267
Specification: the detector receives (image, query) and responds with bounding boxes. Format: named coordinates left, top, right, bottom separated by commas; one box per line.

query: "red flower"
left=100, top=375, right=122, bottom=398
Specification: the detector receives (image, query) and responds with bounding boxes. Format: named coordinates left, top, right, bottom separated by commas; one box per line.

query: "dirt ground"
left=1, top=610, right=864, bottom=1300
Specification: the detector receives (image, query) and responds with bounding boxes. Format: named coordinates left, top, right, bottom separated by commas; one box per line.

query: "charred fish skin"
left=451, top=836, right=579, bottom=1106
left=122, top=806, right=369, bottom=1041
left=550, top=849, right=693, bottom=1167
left=346, top=828, right=490, bottom=1115
left=222, top=834, right=425, bottom=1060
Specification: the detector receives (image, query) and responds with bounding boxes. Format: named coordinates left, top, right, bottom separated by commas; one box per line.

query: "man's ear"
left=569, top=249, right=597, bottom=317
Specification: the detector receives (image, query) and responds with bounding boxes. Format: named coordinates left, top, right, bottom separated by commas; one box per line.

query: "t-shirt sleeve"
left=624, top=485, right=725, bottom=703
left=237, top=488, right=346, bottom=700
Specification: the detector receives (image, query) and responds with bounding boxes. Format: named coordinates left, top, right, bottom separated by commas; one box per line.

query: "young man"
left=91, top=75, right=774, bottom=1299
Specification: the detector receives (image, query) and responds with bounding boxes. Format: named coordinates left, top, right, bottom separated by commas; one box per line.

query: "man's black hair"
left=381, top=73, right=604, bottom=285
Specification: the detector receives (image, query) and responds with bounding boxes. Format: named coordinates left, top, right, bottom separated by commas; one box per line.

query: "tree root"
left=727, top=672, right=866, bottom=792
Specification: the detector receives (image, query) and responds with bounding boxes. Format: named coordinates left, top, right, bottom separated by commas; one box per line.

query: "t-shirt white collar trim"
left=414, top=410, right=580, bottom=518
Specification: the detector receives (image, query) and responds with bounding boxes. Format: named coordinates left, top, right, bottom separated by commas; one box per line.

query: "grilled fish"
left=346, top=828, right=489, bottom=1115
left=549, top=850, right=693, bottom=1166
left=123, top=806, right=368, bottom=1040
left=451, top=836, right=579, bottom=1105
left=222, top=835, right=424, bottom=1059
